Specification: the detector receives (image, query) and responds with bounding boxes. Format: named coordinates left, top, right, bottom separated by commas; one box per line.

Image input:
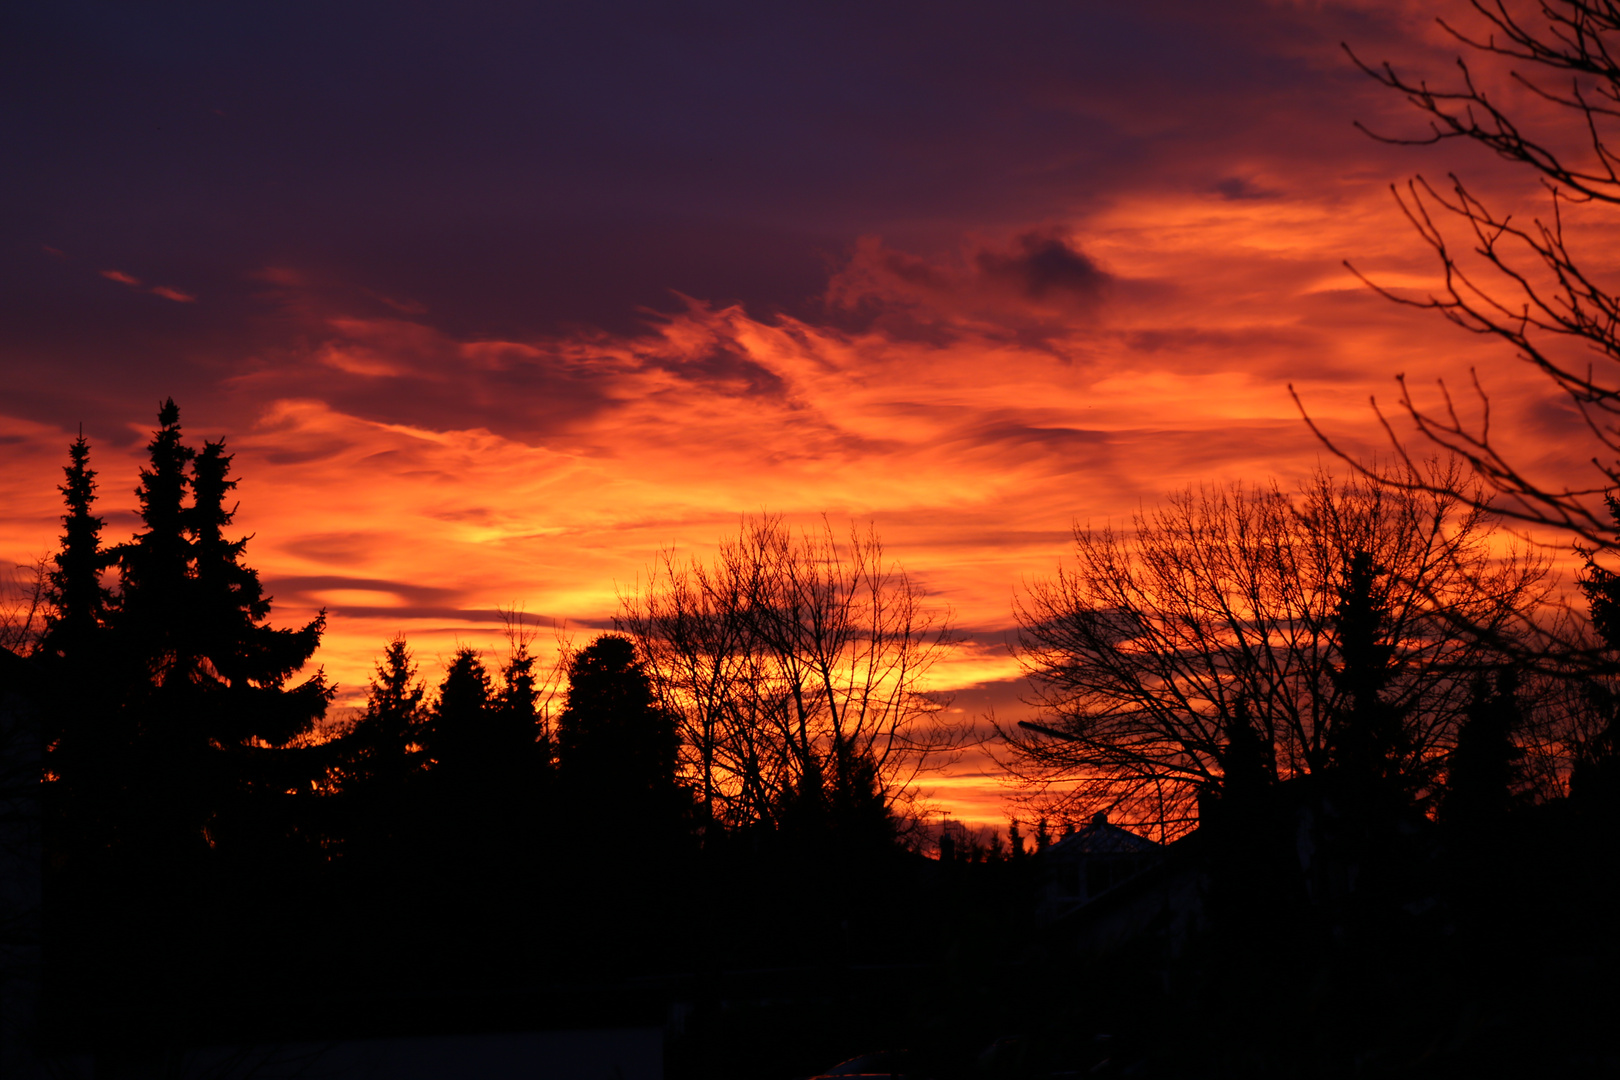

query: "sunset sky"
left=2, top=1, right=1602, bottom=825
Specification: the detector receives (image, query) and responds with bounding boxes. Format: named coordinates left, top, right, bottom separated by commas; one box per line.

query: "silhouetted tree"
left=826, top=740, right=892, bottom=845
left=37, top=435, right=117, bottom=865
left=40, top=432, right=110, bottom=661
left=1443, top=669, right=1526, bottom=832
left=1581, top=497, right=1620, bottom=648
left=344, top=636, right=427, bottom=789
left=1203, top=699, right=1275, bottom=826
left=556, top=634, right=682, bottom=836
left=492, top=631, right=550, bottom=775
left=61, top=402, right=199, bottom=861
left=38, top=403, right=335, bottom=1036
left=999, top=464, right=1549, bottom=837
left=0, top=560, right=48, bottom=659
left=115, top=399, right=193, bottom=668
left=421, top=646, right=494, bottom=784
left=49, top=403, right=331, bottom=860
left=619, top=515, right=964, bottom=832
left=186, top=438, right=330, bottom=753
left=1325, top=550, right=1415, bottom=799
left=1302, top=5, right=1620, bottom=563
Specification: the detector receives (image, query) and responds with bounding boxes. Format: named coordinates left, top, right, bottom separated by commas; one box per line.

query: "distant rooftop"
left=1045, top=812, right=1159, bottom=858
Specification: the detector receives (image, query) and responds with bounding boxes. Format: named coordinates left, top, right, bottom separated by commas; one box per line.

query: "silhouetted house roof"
left=1038, top=813, right=1160, bottom=917
left=1046, top=813, right=1160, bottom=860
left=1036, top=813, right=1206, bottom=958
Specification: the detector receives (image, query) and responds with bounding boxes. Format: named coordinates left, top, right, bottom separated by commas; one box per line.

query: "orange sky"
left=5, top=1, right=1614, bottom=827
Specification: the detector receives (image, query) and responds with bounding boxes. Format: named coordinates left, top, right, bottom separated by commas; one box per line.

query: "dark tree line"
left=13, top=403, right=950, bottom=1064
left=20, top=403, right=1620, bottom=1076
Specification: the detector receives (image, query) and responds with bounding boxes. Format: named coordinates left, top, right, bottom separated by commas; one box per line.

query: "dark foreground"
left=8, top=779, right=1619, bottom=1080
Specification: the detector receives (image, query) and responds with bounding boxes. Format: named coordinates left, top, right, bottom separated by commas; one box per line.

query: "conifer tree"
left=422, top=646, right=494, bottom=781
left=494, top=634, right=547, bottom=766
left=556, top=635, right=681, bottom=831
left=1325, top=550, right=1413, bottom=796
left=1201, top=698, right=1276, bottom=834
left=99, top=402, right=330, bottom=856
left=186, top=438, right=329, bottom=749
left=115, top=399, right=195, bottom=676
left=1219, top=700, right=1276, bottom=807
left=346, top=636, right=427, bottom=788
left=826, top=739, right=892, bottom=846
left=39, top=432, right=121, bottom=862
left=1443, top=670, right=1525, bottom=832
left=42, top=431, right=111, bottom=659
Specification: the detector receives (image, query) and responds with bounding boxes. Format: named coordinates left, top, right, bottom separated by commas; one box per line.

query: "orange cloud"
left=826, top=231, right=1121, bottom=344
left=11, top=16, right=1615, bottom=830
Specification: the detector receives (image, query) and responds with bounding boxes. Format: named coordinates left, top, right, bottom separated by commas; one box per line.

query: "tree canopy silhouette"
left=41, top=431, right=110, bottom=662
left=618, top=514, right=964, bottom=834
left=556, top=634, right=684, bottom=838
left=997, top=463, right=1551, bottom=837
left=44, top=401, right=332, bottom=860
left=340, top=635, right=427, bottom=790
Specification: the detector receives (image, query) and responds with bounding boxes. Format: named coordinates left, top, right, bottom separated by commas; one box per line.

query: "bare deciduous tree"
left=0, top=558, right=49, bottom=659
left=996, top=464, right=1553, bottom=840
left=617, top=515, right=964, bottom=831
left=1305, top=3, right=1620, bottom=555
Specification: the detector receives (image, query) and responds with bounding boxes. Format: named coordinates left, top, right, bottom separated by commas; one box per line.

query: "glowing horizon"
left=5, top=1, right=1613, bottom=829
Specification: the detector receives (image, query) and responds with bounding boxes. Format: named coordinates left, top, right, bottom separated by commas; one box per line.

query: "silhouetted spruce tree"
left=556, top=634, right=682, bottom=838
left=187, top=439, right=330, bottom=751
left=774, top=738, right=894, bottom=854
left=410, top=644, right=544, bottom=979
left=1204, top=699, right=1289, bottom=935
left=1442, top=670, right=1525, bottom=835
left=486, top=634, right=553, bottom=845
left=493, top=634, right=549, bottom=774
left=1325, top=550, right=1413, bottom=799
left=80, top=401, right=201, bottom=864
left=421, top=646, right=494, bottom=786
left=1210, top=699, right=1276, bottom=819
left=43, top=403, right=335, bottom=1028
left=345, top=636, right=427, bottom=789
left=827, top=739, right=893, bottom=848
left=334, top=635, right=430, bottom=912
left=39, top=432, right=120, bottom=866
left=115, top=400, right=193, bottom=669
left=41, top=432, right=112, bottom=661
left=1312, top=549, right=1434, bottom=930
left=103, top=403, right=331, bottom=858
left=778, top=751, right=830, bottom=842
